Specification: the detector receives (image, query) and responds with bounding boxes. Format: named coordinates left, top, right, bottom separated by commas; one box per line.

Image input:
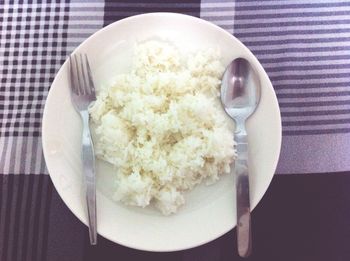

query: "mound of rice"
left=89, top=41, right=235, bottom=215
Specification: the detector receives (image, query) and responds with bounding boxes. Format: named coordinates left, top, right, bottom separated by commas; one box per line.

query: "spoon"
left=220, top=57, right=261, bottom=258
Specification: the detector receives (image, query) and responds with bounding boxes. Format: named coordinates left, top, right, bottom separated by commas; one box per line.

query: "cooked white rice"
left=89, top=41, right=235, bottom=215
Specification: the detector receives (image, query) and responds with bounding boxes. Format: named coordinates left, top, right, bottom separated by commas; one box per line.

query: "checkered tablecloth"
left=1, top=1, right=350, bottom=261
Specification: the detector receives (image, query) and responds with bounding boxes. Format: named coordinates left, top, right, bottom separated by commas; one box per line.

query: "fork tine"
left=76, top=54, right=83, bottom=95
left=80, top=53, right=89, bottom=95
left=69, top=55, right=79, bottom=95
left=70, top=53, right=96, bottom=97
left=71, top=54, right=84, bottom=95
left=76, top=54, right=85, bottom=95
left=85, top=54, right=96, bottom=96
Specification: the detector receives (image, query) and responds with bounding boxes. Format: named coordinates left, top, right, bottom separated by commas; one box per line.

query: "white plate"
left=42, top=13, right=281, bottom=252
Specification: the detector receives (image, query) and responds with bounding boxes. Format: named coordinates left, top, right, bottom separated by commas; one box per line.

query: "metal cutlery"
left=69, top=53, right=97, bottom=245
left=220, top=57, right=261, bottom=257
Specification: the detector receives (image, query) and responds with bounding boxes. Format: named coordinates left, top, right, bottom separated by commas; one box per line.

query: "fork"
left=69, top=53, right=97, bottom=245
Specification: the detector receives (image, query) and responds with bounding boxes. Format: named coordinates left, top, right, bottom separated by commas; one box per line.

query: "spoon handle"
left=235, top=132, right=252, bottom=258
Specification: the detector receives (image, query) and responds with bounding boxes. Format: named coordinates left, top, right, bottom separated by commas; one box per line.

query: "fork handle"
left=235, top=132, right=252, bottom=257
left=81, top=110, right=97, bottom=245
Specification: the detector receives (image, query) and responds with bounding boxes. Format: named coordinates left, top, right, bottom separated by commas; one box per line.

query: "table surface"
left=1, top=1, right=350, bottom=261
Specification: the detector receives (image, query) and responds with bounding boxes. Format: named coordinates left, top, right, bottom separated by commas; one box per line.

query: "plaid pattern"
left=232, top=0, right=350, bottom=174
left=67, top=0, right=104, bottom=51
left=234, top=0, right=350, bottom=136
left=0, top=1, right=70, bottom=175
left=200, top=0, right=235, bottom=34
left=103, top=0, right=201, bottom=26
left=0, top=2, right=69, bottom=137
left=1, top=1, right=350, bottom=261
left=0, top=0, right=348, bottom=176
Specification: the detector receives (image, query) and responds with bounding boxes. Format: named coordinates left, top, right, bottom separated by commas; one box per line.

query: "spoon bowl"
left=221, top=58, right=260, bottom=125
